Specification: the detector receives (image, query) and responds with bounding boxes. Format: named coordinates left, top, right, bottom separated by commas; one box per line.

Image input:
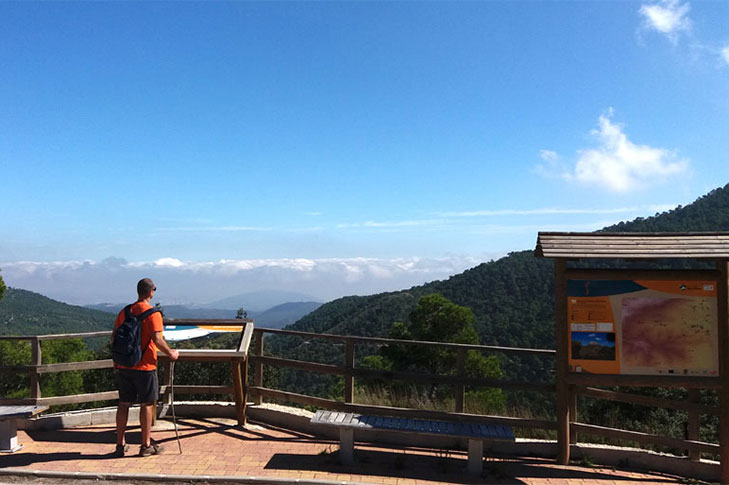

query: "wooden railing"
left=249, top=327, right=556, bottom=430
left=0, top=324, right=721, bottom=460
left=0, top=332, right=117, bottom=406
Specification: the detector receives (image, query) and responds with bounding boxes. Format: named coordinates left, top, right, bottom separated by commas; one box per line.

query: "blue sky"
left=1, top=1, right=729, bottom=305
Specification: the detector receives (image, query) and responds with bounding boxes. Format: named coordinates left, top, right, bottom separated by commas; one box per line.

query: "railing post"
left=455, top=348, right=466, bottom=413
left=159, top=360, right=172, bottom=418
left=718, top=259, right=729, bottom=484
left=555, top=258, right=571, bottom=465
left=30, top=337, right=41, bottom=400
left=569, top=386, right=577, bottom=444
left=231, top=358, right=246, bottom=426
left=687, top=388, right=701, bottom=461
left=344, top=339, right=354, bottom=404
left=254, top=330, right=263, bottom=405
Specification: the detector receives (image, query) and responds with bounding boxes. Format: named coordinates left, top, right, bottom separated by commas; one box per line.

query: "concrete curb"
left=0, top=468, right=371, bottom=485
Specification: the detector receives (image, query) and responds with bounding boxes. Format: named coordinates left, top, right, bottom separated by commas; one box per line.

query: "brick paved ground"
left=0, top=417, right=700, bottom=484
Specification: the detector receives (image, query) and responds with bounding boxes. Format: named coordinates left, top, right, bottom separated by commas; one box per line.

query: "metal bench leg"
left=0, top=419, right=21, bottom=453
left=467, top=439, right=483, bottom=475
left=339, top=428, right=354, bottom=465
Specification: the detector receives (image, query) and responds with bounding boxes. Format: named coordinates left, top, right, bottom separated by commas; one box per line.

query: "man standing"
left=112, top=278, right=179, bottom=457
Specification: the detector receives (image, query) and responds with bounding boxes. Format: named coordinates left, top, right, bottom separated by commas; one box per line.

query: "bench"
left=310, top=410, right=514, bottom=475
left=0, top=405, right=48, bottom=453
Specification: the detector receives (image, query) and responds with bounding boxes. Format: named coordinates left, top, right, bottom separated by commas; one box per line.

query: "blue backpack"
left=111, top=305, right=160, bottom=367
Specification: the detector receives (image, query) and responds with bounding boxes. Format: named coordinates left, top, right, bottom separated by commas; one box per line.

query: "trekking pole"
left=170, top=360, right=182, bottom=454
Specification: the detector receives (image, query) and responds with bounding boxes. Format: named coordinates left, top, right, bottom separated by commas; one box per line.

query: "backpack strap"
left=137, top=307, right=160, bottom=321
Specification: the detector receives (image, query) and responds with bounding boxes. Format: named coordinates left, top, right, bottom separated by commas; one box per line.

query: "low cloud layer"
left=0, top=256, right=487, bottom=306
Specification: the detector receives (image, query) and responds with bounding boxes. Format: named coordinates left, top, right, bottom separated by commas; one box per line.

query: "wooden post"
left=717, top=260, right=729, bottom=483
left=30, top=338, right=41, bottom=400
left=554, top=258, right=570, bottom=465
left=344, top=340, right=354, bottom=404
left=569, top=386, right=577, bottom=444
left=687, top=388, right=701, bottom=461
left=231, top=358, right=246, bottom=426
left=159, top=360, right=172, bottom=418
left=242, top=355, right=249, bottom=419
left=455, top=347, right=466, bottom=413
left=254, top=330, right=263, bottom=405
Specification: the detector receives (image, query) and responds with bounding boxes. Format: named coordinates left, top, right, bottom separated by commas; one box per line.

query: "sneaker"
left=139, top=440, right=163, bottom=457
left=114, top=444, right=128, bottom=457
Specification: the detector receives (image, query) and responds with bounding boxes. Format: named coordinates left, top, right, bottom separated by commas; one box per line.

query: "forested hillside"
left=0, top=288, right=115, bottom=335
left=269, top=182, right=729, bottom=384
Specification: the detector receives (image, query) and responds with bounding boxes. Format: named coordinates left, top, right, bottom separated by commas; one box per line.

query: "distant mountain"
left=85, top=303, right=236, bottom=320
left=253, top=302, right=322, bottom=329
left=203, top=290, right=322, bottom=312
left=85, top=301, right=320, bottom=326
left=0, top=288, right=115, bottom=336
left=85, top=303, right=125, bottom=314
left=152, top=305, right=236, bottom=319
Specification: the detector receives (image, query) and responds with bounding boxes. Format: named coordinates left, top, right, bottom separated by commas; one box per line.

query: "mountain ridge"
left=273, top=183, right=729, bottom=382
left=0, top=288, right=115, bottom=336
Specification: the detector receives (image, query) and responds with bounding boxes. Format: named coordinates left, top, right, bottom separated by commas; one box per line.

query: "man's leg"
left=139, top=402, right=154, bottom=447
left=116, top=402, right=131, bottom=446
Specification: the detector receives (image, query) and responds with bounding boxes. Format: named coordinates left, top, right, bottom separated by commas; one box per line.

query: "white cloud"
left=721, top=45, right=729, bottom=66
left=534, top=149, right=570, bottom=180
left=437, top=207, right=650, bottom=217
left=566, top=109, right=689, bottom=192
left=639, top=0, right=691, bottom=43
left=155, top=257, right=184, bottom=268
left=539, top=150, right=559, bottom=163
left=336, top=219, right=444, bottom=229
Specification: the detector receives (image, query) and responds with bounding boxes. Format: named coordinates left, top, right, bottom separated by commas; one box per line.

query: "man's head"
left=137, top=278, right=156, bottom=299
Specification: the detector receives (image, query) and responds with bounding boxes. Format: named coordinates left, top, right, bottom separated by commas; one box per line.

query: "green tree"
left=379, top=294, right=505, bottom=412
left=40, top=339, right=94, bottom=401
left=0, top=340, right=31, bottom=398
left=236, top=307, right=248, bottom=319
left=0, top=268, right=6, bottom=301
left=383, top=294, right=487, bottom=375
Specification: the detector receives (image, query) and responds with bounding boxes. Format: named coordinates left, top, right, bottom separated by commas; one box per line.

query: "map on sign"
left=164, top=324, right=243, bottom=341
left=567, top=280, right=717, bottom=376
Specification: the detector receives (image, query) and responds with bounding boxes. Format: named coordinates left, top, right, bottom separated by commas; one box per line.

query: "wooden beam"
left=455, top=348, right=466, bottom=413
left=251, top=355, right=342, bottom=375
left=578, top=387, right=718, bottom=415
left=256, top=328, right=555, bottom=355
left=717, top=259, right=729, bottom=483
left=36, top=360, right=114, bottom=374
left=566, top=373, right=721, bottom=389
left=565, top=268, right=720, bottom=281
left=159, top=385, right=233, bottom=395
left=555, top=258, right=570, bottom=465
left=687, top=388, right=701, bottom=461
left=30, top=338, right=41, bottom=399
left=253, top=330, right=263, bottom=406
left=237, top=321, right=255, bottom=354
left=572, top=422, right=718, bottom=455
left=344, top=340, right=354, bottom=404
left=231, top=358, right=245, bottom=426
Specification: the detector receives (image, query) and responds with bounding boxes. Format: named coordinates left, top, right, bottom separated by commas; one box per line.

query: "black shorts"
left=116, top=368, right=159, bottom=404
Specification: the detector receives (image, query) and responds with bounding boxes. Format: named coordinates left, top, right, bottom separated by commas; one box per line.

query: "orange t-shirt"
left=113, top=301, right=164, bottom=371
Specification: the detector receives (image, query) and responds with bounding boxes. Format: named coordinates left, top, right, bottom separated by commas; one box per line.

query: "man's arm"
left=152, top=332, right=179, bottom=361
